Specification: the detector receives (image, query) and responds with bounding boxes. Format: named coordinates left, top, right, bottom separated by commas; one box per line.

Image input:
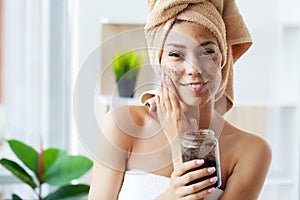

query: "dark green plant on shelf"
left=112, top=51, right=146, bottom=98
left=0, top=139, right=93, bottom=200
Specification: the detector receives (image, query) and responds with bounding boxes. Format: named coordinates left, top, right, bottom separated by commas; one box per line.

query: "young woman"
left=88, top=1, right=272, bottom=199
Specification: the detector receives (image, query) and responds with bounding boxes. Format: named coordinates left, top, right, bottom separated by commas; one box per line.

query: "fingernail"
left=207, top=167, right=215, bottom=173
left=196, top=159, right=204, bottom=165
left=208, top=187, right=215, bottom=193
left=210, top=177, right=218, bottom=183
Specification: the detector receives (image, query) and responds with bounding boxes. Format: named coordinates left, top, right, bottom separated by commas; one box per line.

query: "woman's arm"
left=88, top=109, right=132, bottom=200
left=88, top=161, right=125, bottom=199
left=220, top=134, right=272, bottom=200
left=156, top=76, right=219, bottom=199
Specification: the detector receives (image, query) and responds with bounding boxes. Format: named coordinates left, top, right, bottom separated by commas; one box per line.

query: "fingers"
left=157, top=75, right=180, bottom=112
left=173, top=160, right=217, bottom=185
left=167, top=77, right=181, bottom=118
left=173, top=159, right=205, bottom=177
left=181, top=187, right=216, bottom=200
left=182, top=166, right=216, bottom=186
left=171, top=160, right=218, bottom=198
left=162, top=77, right=172, bottom=111
left=156, top=75, right=181, bottom=126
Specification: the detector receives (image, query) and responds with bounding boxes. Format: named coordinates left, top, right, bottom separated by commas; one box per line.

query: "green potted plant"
left=112, top=51, right=146, bottom=98
left=0, top=139, right=93, bottom=200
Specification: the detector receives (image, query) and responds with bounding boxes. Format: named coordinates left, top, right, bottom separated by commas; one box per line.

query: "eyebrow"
left=165, top=41, right=217, bottom=49
left=165, top=43, right=186, bottom=48
left=199, top=41, right=218, bottom=47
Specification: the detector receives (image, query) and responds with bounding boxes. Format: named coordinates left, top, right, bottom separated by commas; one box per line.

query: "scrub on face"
left=159, top=23, right=223, bottom=106
left=160, top=44, right=222, bottom=104
left=160, top=66, right=181, bottom=79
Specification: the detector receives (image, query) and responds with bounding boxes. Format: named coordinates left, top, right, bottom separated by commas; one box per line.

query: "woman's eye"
left=168, top=52, right=184, bottom=58
left=200, top=49, right=215, bottom=56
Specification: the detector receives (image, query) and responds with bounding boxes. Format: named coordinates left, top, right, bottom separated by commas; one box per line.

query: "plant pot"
left=117, top=78, right=137, bottom=98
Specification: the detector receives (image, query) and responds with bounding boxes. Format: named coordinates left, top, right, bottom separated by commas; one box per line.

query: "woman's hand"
left=156, top=75, right=197, bottom=142
left=158, top=159, right=218, bottom=199
left=156, top=74, right=198, bottom=164
left=156, top=75, right=181, bottom=142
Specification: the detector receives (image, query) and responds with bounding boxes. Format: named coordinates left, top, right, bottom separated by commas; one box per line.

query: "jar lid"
left=183, top=129, right=215, bottom=139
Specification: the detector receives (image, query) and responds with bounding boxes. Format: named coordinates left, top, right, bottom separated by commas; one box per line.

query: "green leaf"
left=12, top=194, right=22, bottom=200
left=44, top=184, right=90, bottom=200
left=7, top=140, right=39, bottom=177
left=44, top=151, right=93, bottom=186
left=43, top=148, right=61, bottom=174
left=12, top=193, right=23, bottom=200
left=0, top=158, right=37, bottom=189
left=129, top=52, right=137, bottom=69
left=112, top=51, right=145, bottom=81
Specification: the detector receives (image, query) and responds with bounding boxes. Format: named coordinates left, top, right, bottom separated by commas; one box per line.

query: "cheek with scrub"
left=161, top=65, right=182, bottom=81
left=211, top=51, right=222, bottom=66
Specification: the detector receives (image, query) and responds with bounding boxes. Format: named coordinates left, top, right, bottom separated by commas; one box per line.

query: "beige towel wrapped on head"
left=142, top=0, right=252, bottom=114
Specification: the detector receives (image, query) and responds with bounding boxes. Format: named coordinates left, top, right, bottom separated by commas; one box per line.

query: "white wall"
left=235, top=0, right=280, bottom=103
left=235, top=0, right=300, bottom=104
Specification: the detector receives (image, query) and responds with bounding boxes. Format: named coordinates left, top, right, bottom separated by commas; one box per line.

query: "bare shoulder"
left=232, top=127, right=272, bottom=161
left=220, top=123, right=272, bottom=199
left=222, top=123, right=272, bottom=164
left=100, top=105, right=151, bottom=150
left=102, top=105, right=150, bottom=128
left=89, top=105, right=149, bottom=199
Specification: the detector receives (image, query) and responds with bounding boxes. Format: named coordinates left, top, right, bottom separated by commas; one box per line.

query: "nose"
left=185, top=59, right=201, bottom=76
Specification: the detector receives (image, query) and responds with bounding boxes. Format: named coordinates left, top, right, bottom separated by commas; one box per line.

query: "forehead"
left=165, top=21, right=218, bottom=45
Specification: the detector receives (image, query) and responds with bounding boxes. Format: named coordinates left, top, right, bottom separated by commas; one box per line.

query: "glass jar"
left=181, top=129, right=221, bottom=188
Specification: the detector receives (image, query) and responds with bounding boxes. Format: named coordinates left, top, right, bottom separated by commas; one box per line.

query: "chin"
left=179, top=94, right=210, bottom=107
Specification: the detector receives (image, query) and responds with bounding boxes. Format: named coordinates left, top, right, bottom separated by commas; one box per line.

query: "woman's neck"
left=181, top=101, right=225, bottom=136
left=181, top=101, right=213, bottom=127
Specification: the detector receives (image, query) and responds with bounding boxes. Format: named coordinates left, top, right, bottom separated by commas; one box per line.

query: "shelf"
left=234, top=100, right=299, bottom=108
left=266, top=177, right=294, bottom=186
left=280, top=22, right=300, bottom=28
left=96, top=95, right=140, bottom=109
left=265, top=171, right=294, bottom=186
left=99, top=18, right=145, bottom=25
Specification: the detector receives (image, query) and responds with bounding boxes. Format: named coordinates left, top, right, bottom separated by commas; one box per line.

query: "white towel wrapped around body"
left=118, top=169, right=223, bottom=200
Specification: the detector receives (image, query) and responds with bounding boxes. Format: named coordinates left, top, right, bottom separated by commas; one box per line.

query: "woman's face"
left=160, top=21, right=222, bottom=107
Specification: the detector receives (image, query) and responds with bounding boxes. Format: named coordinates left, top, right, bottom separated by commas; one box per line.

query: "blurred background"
left=0, top=0, right=299, bottom=199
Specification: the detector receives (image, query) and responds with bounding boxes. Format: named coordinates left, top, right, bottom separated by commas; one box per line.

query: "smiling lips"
left=181, top=81, right=209, bottom=93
